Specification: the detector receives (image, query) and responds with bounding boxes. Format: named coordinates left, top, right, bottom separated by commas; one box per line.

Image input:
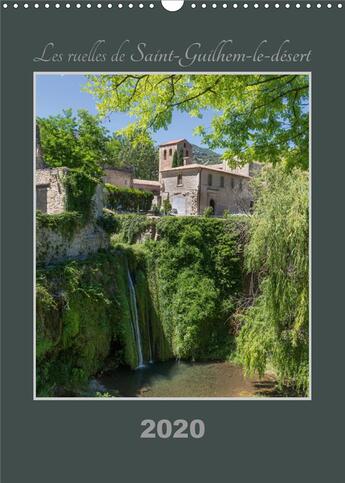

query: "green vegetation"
left=106, top=184, right=153, bottom=213
left=103, top=213, right=154, bottom=244
left=36, top=210, right=83, bottom=240
left=36, top=217, right=246, bottom=395
left=38, top=109, right=117, bottom=175
left=145, top=217, right=245, bottom=360
left=111, top=128, right=158, bottom=180
left=86, top=74, right=309, bottom=169
left=38, top=109, right=158, bottom=180
left=236, top=167, right=309, bottom=395
left=36, top=250, right=168, bottom=396
left=162, top=199, right=172, bottom=215
left=64, top=169, right=98, bottom=221
left=172, top=150, right=178, bottom=168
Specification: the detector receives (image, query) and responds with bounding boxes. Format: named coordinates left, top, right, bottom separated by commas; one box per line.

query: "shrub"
left=106, top=184, right=153, bottom=212
left=203, top=206, right=214, bottom=217
left=64, top=168, right=98, bottom=221
left=162, top=199, right=172, bottom=215
left=36, top=210, right=83, bottom=240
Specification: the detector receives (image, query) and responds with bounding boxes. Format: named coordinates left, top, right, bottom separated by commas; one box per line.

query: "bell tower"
left=159, top=139, right=193, bottom=173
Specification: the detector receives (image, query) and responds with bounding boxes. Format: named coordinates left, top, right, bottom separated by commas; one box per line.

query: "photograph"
left=35, top=73, right=310, bottom=399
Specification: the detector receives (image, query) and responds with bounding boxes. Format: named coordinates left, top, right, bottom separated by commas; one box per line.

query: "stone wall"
left=36, top=167, right=67, bottom=214
left=36, top=222, right=109, bottom=266
left=103, top=168, right=133, bottom=187
left=161, top=166, right=252, bottom=216
left=199, top=169, right=252, bottom=216
left=161, top=167, right=200, bottom=215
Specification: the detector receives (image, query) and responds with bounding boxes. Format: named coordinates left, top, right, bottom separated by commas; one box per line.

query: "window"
left=239, top=179, right=243, bottom=191
left=36, top=185, right=49, bottom=213
left=163, top=149, right=167, bottom=160
left=169, top=148, right=172, bottom=156
left=208, top=174, right=213, bottom=186
left=220, top=176, right=224, bottom=188
left=186, top=149, right=189, bottom=156
left=231, top=177, right=235, bottom=189
left=184, top=142, right=186, bottom=148
left=177, top=173, right=183, bottom=186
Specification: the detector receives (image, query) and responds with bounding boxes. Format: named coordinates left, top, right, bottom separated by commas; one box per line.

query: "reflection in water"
left=95, top=361, right=273, bottom=398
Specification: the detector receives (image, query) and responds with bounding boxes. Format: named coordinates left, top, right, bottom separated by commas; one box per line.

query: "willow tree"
left=85, top=74, right=309, bottom=170
left=236, top=166, right=309, bottom=395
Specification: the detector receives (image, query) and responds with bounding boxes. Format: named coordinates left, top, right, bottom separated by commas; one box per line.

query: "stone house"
left=159, top=139, right=254, bottom=216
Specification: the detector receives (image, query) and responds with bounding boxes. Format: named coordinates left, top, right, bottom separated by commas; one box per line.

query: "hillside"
left=191, top=144, right=221, bottom=165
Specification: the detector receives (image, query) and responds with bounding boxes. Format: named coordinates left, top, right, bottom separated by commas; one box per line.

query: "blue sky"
left=35, top=74, right=219, bottom=151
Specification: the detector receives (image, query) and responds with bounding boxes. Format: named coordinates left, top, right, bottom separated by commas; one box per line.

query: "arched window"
left=163, top=149, right=167, bottom=160
left=169, top=148, right=172, bottom=156
left=177, top=173, right=183, bottom=186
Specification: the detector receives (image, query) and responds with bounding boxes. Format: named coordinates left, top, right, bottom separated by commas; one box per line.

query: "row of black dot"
left=2, top=2, right=344, bottom=9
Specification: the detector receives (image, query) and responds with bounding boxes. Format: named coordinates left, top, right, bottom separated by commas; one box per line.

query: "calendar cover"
left=1, top=1, right=344, bottom=481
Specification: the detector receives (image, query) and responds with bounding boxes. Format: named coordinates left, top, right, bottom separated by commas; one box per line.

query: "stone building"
left=159, top=139, right=193, bottom=175
left=159, top=139, right=254, bottom=216
left=36, top=167, right=67, bottom=214
left=103, top=167, right=133, bottom=188
left=35, top=130, right=257, bottom=217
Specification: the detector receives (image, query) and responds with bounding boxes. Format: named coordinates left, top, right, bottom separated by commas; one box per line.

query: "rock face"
left=36, top=222, right=109, bottom=265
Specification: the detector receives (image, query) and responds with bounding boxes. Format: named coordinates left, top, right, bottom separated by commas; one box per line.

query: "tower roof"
left=159, top=139, right=189, bottom=147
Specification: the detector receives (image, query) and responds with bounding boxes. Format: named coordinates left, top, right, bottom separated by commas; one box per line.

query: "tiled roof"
left=133, top=179, right=160, bottom=186
left=159, top=139, right=188, bottom=147
left=160, top=164, right=250, bottom=178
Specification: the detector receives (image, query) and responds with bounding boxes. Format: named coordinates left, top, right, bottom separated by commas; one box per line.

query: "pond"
left=92, top=361, right=275, bottom=398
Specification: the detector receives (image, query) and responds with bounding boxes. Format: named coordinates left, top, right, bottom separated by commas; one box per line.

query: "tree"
left=178, top=148, right=184, bottom=166
left=112, top=129, right=159, bottom=180
left=85, top=74, right=309, bottom=170
left=236, top=166, right=309, bottom=394
left=38, top=109, right=120, bottom=178
left=172, top=150, right=178, bottom=168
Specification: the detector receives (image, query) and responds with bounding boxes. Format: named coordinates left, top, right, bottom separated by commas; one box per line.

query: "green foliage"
left=203, top=206, right=214, bottom=217
left=85, top=74, right=309, bottom=169
left=36, top=210, right=83, bottom=240
left=97, top=210, right=121, bottom=235
left=64, top=168, right=98, bottom=220
left=38, top=109, right=118, bottom=175
left=36, top=252, right=144, bottom=396
left=106, top=184, right=153, bottom=213
left=105, top=214, right=154, bottom=244
left=236, top=166, right=309, bottom=394
left=110, top=129, right=159, bottom=180
left=178, top=148, right=184, bottom=166
left=146, top=217, right=246, bottom=360
left=162, top=199, right=172, bottom=215
left=172, top=150, right=178, bottom=168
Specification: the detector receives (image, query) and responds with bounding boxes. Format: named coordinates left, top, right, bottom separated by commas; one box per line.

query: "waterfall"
left=127, top=269, right=144, bottom=368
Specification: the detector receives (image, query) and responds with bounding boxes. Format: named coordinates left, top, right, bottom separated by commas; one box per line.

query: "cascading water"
left=127, top=269, right=144, bottom=368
